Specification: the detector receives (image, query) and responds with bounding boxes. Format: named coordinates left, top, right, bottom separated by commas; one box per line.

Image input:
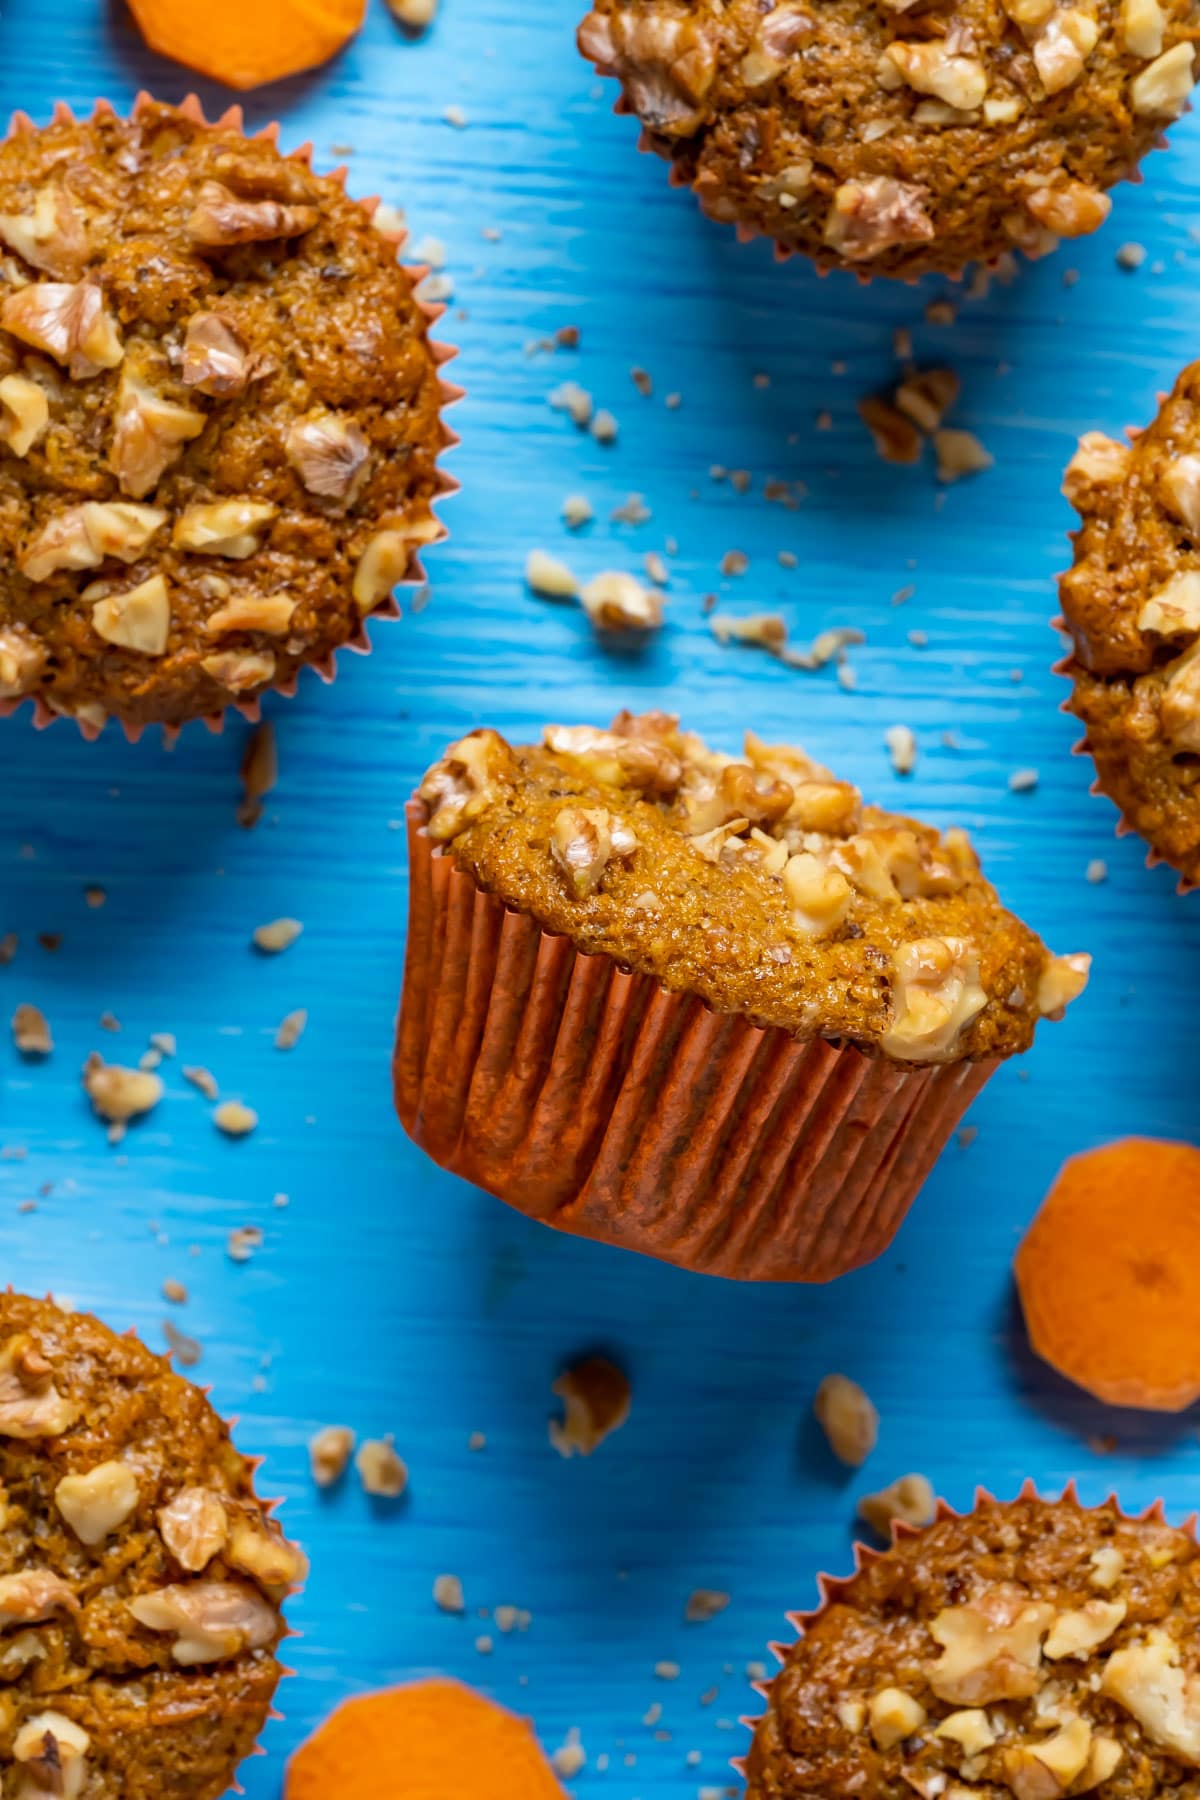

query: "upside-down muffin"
left=0, top=98, right=451, bottom=736
left=394, top=712, right=1090, bottom=1281
left=0, top=1291, right=305, bottom=1799
left=576, top=0, right=1199, bottom=278
left=746, top=1492, right=1200, bottom=1800
left=1060, top=366, right=1200, bottom=887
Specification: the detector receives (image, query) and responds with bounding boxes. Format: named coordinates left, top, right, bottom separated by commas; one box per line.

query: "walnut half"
left=128, top=1579, right=278, bottom=1665
left=550, top=805, right=637, bottom=897
left=1, top=280, right=122, bottom=379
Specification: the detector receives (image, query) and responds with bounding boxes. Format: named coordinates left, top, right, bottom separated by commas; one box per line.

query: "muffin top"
left=416, top=712, right=1089, bottom=1064
left=0, top=1291, right=304, bottom=1800
left=577, top=0, right=1199, bottom=278
left=747, top=1496, right=1200, bottom=1800
left=0, top=99, right=448, bottom=733
left=1059, top=365, right=1200, bottom=886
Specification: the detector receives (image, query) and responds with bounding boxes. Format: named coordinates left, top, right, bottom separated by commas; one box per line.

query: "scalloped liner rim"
left=731, top=1479, right=1198, bottom=1785
left=579, top=41, right=1184, bottom=286
left=0, top=91, right=462, bottom=745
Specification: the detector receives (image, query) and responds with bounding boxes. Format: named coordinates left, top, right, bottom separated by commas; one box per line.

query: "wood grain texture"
left=2, top=2, right=1199, bottom=1794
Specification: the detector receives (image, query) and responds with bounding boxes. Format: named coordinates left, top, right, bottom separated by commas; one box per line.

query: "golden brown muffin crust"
left=415, top=712, right=1089, bottom=1064
left=577, top=0, right=1200, bottom=278
left=0, top=101, right=448, bottom=732
left=1059, top=365, right=1200, bottom=886
left=0, top=1291, right=303, bottom=1800
left=747, top=1497, right=1200, bottom=1800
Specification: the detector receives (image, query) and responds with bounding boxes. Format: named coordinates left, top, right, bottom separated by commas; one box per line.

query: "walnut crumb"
left=309, top=1425, right=355, bottom=1488
left=814, top=1373, right=879, bottom=1467
left=356, top=1437, right=408, bottom=1498
left=549, top=1356, right=631, bottom=1457
left=252, top=918, right=302, bottom=954
left=857, top=1472, right=937, bottom=1538
left=213, top=1101, right=257, bottom=1138
left=433, top=1573, right=465, bottom=1613
left=11, top=1004, right=51, bottom=1056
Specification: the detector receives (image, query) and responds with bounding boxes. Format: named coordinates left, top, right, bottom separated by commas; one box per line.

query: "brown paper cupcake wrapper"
left=581, top=46, right=1176, bottom=282
left=0, top=93, right=461, bottom=745
left=394, top=805, right=995, bottom=1283
left=734, top=1481, right=1192, bottom=1784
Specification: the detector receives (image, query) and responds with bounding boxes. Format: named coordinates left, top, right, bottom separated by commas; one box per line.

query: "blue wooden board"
left=2, top=1, right=1200, bottom=1793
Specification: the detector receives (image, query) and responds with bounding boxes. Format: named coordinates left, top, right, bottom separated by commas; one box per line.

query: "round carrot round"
left=1014, top=1137, right=1200, bottom=1412
left=128, top=0, right=367, bottom=92
left=285, top=1679, right=567, bottom=1800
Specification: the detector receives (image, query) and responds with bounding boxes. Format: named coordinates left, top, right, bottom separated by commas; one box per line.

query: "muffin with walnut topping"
left=1059, top=365, right=1200, bottom=888
left=395, top=712, right=1089, bottom=1281
left=0, top=96, right=453, bottom=737
left=577, top=0, right=1199, bottom=279
left=0, top=1289, right=304, bottom=1798
left=746, top=1490, right=1200, bottom=1800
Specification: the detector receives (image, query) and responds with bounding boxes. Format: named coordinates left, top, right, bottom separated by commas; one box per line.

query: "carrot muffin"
left=0, top=1290, right=305, bottom=1799
left=576, top=0, right=1199, bottom=278
left=395, top=713, right=1089, bottom=1281
left=1060, top=368, right=1200, bottom=887
left=0, top=98, right=450, bottom=735
left=747, top=1492, right=1200, bottom=1799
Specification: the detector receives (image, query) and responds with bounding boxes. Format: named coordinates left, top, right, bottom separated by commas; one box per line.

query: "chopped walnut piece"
left=286, top=412, right=370, bottom=502
left=55, top=1461, right=139, bottom=1546
left=928, top=1588, right=1055, bottom=1704
left=206, top=595, right=297, bottom=635
left=814, top=1373, right=878, bottom=1465
left=91, top=574, right=171, bottom=656
left=858, top=1473, right=937, bottom=1538
left=526, top=550, right=579, bottom=599
left=310, top=1425, right=355, bottom=1487
left=1090, top=1545, right=1125, bottom=1589
left=356, top=1437, right=408, bottom=1498
left=213, top=1100, right=257, bottom=1137
left=0, top=374, right=48, bottom=458
left=1122, top=0, right=1166, bottom=55
left=1160, top=455, right=1200, bottom=533
left=577, top=8, right=718, bottom=133
left=681, top=762, right=793, bottom=835
left=187, top=181, right=319, bottom=249
left=710, top=610, right=789, bottom=651
left=1031, top=9, right=1099, bottom=92
left=784, top=852, right=853, bottom=937
left=686, top=1588, right=730, bottom=1623
left=882, top=937, right=986, bottom=1061
left=1036, top=952, right=1091, bottom=1018
left=12, top=1711, right=89, bottom=1800
left=253, top=917, right=302, bottom=953
left=884, top=41, right=988, bottom=108
left=200, top=649, right=276, bottom=693
left=419, top=729, right=517, bottom=839
left=1102, top=1633, right=1200, bottom=1760
left=1005, top=1715, right=1093, bottom=1799
left=550, top=1356, right=631, bottom=1457
left=174, top=500, right=276, bottom=560
left=1130, top=41, right=1196, bottom=113
left=129, top=1580, right=277, bottom=1665
left=543, top=723, right=682, bottom=793
left=550, top=805, right=637, bottom=897
left=895, top=368, right=960, bottom=435
left=1044, top=1597, right=1126, bottom=1659
left=0, top=186, right=89, bottom=278
left=1, top=280, right=122, bottom=379
left=110, top=364, right=206, bottom=499
left=934, top=428, right=994, bottom=482
left=12, top=1004, right=51, bottom=1055
left=182, top=311, right=255, bottom=396
left=860, top=396, right=922, bottom=466
left=869, top=1688, right=926, bottom=1751
left=20, top=500, right=166, bottom=583
left=82, top=1054, right=163, bottom=1124
left=159, top=1488, right=228, bottom=1573
left=0, top=625, right=47, bottom=697
left=434, top=1573, right=465, bottom=1613
left=1062, top=432, right=1132, bottom=505
left=825, top=178, right=934, bottom=261
left=0, top=1570, right=79, bottom=1627
left=225, top=1517, right=308, bottom=1590
left=935, top=1709, right=997, bottom=1754
left=1162, top=640, right=1200, bottom=752
left=1138, top=570, right=1200, bottom=636
left=1025, top=181, right=1111, bottom=239
left=352, top=523, right=429, bottom=612
left=580, top=570, right=665, bottom=632
left=0, top=1335, right=78, bottom=1439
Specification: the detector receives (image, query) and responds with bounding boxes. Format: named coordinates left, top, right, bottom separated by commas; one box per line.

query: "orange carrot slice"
left=285, top=1680, right=568, bottom=1800
left=128, top=0, right=367, bottom=92
left=1015, top=1137, right=1200, bottom=1412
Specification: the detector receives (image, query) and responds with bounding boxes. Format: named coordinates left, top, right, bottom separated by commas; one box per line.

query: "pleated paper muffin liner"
left=0, top=93, right=461, bottom=745
left=735, top=1480, right=1194, bottom=1788
left=393, top=804, right=996, bottom=1284
left=579, top=33, right=1178, bottom=283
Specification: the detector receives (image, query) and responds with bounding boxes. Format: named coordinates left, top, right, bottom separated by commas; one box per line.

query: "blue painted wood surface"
left=2, top=1, right=1200, bottom=1792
